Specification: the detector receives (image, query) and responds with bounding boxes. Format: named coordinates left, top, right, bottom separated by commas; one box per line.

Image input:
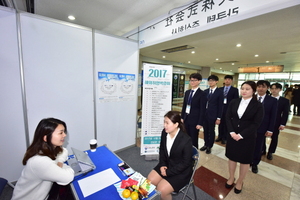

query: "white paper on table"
left=78, top=168, right=121, bottom=197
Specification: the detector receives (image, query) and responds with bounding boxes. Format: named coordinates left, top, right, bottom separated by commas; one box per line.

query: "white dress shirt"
left=166, top=128, right=180, bottom=156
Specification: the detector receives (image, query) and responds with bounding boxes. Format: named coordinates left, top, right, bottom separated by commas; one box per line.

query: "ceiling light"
left=68, top=15, right=75, bottom=20
left=191, top=51, right=195, bottom=54
left=232, top=63, right=235, bottom=65
left=216, top=58, right=219, bottom=61
left=266, top=61, right=269, bottom=63
left=220, top=68, right=222, bottom=69
left=255, top=54, right=259, bottom=57
left=162, top=56, right=166, bottom=58
left=236, top=44, right=241, bottom=47
left=188, top=61, right=191, bottom=63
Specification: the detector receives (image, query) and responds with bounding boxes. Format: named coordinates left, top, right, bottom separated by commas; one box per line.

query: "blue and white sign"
left=141, top=63, right=173, bottom=155
left=98, top=72, right=135, bottom=102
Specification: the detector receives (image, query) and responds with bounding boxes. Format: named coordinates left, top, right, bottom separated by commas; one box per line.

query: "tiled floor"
left=192, top=114, right=300, bottom=200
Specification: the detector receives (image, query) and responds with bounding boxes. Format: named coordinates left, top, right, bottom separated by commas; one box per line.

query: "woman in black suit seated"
left=147, top=111, right=193, bottom=200
left=225, top=81, right=264, bottom=194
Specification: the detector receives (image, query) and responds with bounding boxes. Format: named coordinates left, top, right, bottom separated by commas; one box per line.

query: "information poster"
left=98, top=72, right=135, bottom=102
left=141, top=63, right=173, bottom=155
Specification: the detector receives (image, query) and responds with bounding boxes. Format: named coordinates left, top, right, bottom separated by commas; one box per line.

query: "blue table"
left=71, top=145, right=158, bottom=200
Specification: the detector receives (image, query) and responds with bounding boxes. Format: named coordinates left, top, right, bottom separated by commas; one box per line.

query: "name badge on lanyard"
left=224, top=97, right=227, bottom=104
left=186, top=105, right=191, bottom=114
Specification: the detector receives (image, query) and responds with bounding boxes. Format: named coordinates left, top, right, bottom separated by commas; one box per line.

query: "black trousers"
left=203, top=118, right=216, bottom=148
left=268, top=129, right=280, bottom=153
left=184, top=120, right=200, bottom=149
left=252, top=132, right=265, bottom=165
left=218, top=113, right=227, bottom=140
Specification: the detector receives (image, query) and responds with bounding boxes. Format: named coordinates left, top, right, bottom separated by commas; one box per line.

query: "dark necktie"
left=258, top=96, right=262, bottom=102
left=208, top=89, right=212, bottom=99
left=224, top=87, right=228, bottom=96
left=187, top=90, right=194, bottom=105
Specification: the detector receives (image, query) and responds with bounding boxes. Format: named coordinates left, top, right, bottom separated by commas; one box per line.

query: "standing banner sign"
left=141, top=63, right=173, bottom=155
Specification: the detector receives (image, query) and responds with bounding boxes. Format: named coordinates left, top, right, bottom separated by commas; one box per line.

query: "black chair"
left=172, top=146, right=200, bottom=200
left=0, top=177, right=8, bottom=196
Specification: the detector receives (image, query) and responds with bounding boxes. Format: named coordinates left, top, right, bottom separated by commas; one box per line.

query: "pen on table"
left=118, top=167, right=127, bottom=177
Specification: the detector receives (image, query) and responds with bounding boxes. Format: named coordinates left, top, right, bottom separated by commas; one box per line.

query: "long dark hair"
left=241, top=81, right=257, bottom=98
left=22, top=118, right=67, bottom=165
left=164, top=111, right=186, bottom=133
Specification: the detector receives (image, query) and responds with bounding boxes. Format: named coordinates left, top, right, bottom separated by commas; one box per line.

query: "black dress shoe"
left=206, top=147, right=211, bottom=154
left=267, top=153, right=273, bottom=160
left=261, top=151, right=266, bottom=155
left=252, top=165, right=258, bottom=174
left=199, top=146, right=207, bottom=151
left=215, top=138, right=222, bottom=142
left=221, top=140, right=227, bottom=144
left=225, top=179, right=235, bottom=189
left=234, top=183, right=243, bottom=194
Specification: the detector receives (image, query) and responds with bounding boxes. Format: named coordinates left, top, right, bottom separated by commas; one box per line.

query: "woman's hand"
left=230, top=133, right=242, bottom=141
left=160, top=166, right=168, bottom=176
left=57, top=162, right=63, bottom=168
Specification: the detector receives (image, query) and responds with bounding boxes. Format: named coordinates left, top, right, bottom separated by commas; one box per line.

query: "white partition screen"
left=20, top=13, right=95, bottom=151
left=95, top=32, right=139, bottom=151
left=0, top=7, right=27, bottom=182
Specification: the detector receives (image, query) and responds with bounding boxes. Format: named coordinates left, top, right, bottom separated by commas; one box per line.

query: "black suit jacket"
left=257, top=95, right=278, bottom=133
left=274, top=97, right=290, bottom=128
left=220, top=86, right=239, bottom=103
left=181, top=88, right=205, bottom=125
left=226, top=98, right=264, bottom=139
left=158, top=129, right=193, bottom=178
left=203, top=88, right=223, bottom=123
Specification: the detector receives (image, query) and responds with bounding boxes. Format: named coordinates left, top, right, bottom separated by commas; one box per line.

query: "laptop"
left=67, top=147, right=96, bottom=176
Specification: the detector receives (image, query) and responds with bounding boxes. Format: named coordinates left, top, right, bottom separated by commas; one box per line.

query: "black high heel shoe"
left=225, top=178, right=235, bottom=189
left=234, top=183, right=243, bottom=194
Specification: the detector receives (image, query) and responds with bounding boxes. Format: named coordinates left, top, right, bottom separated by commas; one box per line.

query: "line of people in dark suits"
left=180, top=73, right=290, bottom=194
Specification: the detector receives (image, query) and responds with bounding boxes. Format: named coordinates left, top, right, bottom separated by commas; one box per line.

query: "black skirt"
left=153, top=164, right=192, bottom=192
left=225, top=135, right=256, bottom=164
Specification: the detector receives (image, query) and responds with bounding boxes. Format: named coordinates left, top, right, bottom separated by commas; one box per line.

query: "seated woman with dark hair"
left=12, top=118, right=74, bottom=200
left=147, top=111, right=193, bottom=200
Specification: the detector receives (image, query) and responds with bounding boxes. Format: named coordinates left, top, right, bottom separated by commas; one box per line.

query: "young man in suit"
left=216, top=75, right=239, bottom=144
left=264, top=83, right=290, bottom=160
left=200, top=75, right=223, bottom=154
left=252, top=80, right=277, bottom=173
left=181, top=73, right=205, bottom=149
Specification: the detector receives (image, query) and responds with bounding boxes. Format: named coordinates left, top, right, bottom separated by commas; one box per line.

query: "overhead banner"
left=138, top=0, right=299, bottom=47
left=141, top=63, right=173, bottom=155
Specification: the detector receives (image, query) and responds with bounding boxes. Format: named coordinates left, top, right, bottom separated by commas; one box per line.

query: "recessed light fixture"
left=68, top=15, right=75, bottom=20
left=188, top=61, right=191, bottom=63
left=255, top=54, right=259, bottom=57
left=220, top=68, right=222, bottom=69
left=191, top=51, right=195, bottom=54
left=162, top=56, right=166, bottom=58
left=266, top=61, right=269, bottom=63
left=232, top=63, right=235, bottom=65
left=236, top=44, right=241, bottom=47
left=216, top=58, right=219, bottom=61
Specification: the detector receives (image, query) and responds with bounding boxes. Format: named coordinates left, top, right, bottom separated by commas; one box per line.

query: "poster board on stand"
left=141, top=63, right=173, bottom=157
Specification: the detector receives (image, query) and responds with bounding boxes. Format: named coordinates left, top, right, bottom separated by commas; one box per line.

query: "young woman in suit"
left=147, top=111, right=193, bottom=200
left=225, top=81, right=264, bottom=194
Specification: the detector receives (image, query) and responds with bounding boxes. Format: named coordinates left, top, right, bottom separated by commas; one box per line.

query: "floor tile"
left=194, top=166, right=231, bottom=200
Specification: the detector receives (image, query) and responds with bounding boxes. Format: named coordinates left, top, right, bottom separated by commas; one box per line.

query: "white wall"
left=95, top=32, right=139, bottom=151
left=0, top=7, right=27, bottom=181
left=20, top=13, right=95, bottom=152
